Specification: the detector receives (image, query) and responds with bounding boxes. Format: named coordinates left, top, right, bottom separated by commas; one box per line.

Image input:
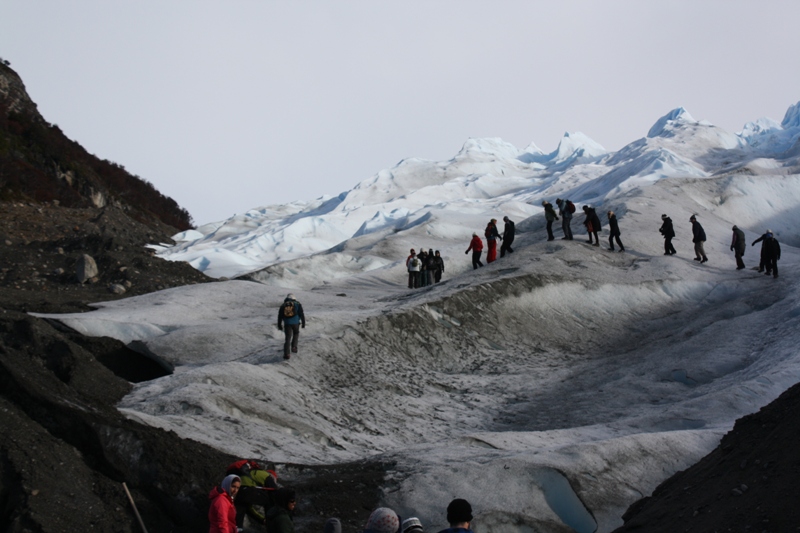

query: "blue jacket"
left=277, top=298, right=305, bottom=327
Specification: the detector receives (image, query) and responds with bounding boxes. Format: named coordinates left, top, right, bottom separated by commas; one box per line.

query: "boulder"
left=75, top=254, right=98, bottom=284
left=108, top=283, right=126, bottom=295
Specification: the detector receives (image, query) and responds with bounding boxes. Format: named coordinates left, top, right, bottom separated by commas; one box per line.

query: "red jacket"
left=208, top=486, right=237, bottom=533
left=466, top=235, right=483, bottom=252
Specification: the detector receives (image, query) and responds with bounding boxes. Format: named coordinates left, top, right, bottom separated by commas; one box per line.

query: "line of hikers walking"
left=404, top=199, right=783, bottom=287
left=209, top=459, right=476, bottom=533
left=660, top=214, right=782, bottom=276
left=464, top=216, right=516, bottom=269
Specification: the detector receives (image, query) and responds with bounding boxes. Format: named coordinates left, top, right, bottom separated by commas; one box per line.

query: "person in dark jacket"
left=265, top=487, right=296, bottom=533
left=730, top=225, right=746, bottom=270
left=433, top=250, right=445, bottom=283
left=465, top=233, right=484, bottom=269
left=437, top=499, right=474, bottom=533
left=209, top=475, right=240, bottom=533
left=753, top=230, right=781, bottom=277
left=426, top=248, right=436, bottom=285
left=659, top=214, right=677, bottom=255
left=752, top=230, right=773, bottom=273
left=485, top=219, right=501, bottom=263
left=277, top=294, right=306, bottom=360
left=607, top=211, right=624, bottom=252
left=690, top=215, right=708, bottom=263
left=500, top=216, right=515, bottom=257
left=542, top=201, right=559, bottom=241
left=418, top=249, right=429, bottom=287
left=582, top=205, right=601, bottom=246
left=556, top=198, right=574, bottom=240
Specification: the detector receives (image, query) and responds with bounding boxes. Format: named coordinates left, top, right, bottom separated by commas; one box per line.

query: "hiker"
left=230, top=461, right=278, bottom=529
left=406, top=249, right=421, bottom=288
left=434, top=250, right=445, bottom=283
left=465, top=233, right=484, bottom=269
left=277, top=293, right=305, bottom=360
left=542, top=201, right=559, bottom=241
left=753, top=230, right=781, bottom=278
left=363, top=508, right=400, bottom=533
left=401, top=517, right=424, bottom=533
left=752, top=230, right=773, bottom=273
left=426, top=248, right=436, bottom=285
left=659, top=214, right=677, bottom=255
left=690, top=215, right=708, bottom=263
left=209, top=474, right=240, bottom=533
left=265, top=487, right=297, bottom=533
left=438, top=499, right=474, bottom=533
left=485, top=219, right=501, bottom=262
left=730, top=225, right=746, bottom=270
left=324, top=518, right=343, bottom=533
left=582, top=205, right=601, bottom=246
left=556, top=198, right=575, bottom=240
left=607, top=211, right=625, bottom=252
left=500, top=216, right=515, bottom=257
left=418, top=249, right=429, bottom=287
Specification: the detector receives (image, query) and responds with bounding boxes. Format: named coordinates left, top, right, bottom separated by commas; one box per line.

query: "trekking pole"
left=122, top=482, right=150, bottom=533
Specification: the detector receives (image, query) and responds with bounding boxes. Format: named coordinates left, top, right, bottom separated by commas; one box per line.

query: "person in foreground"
left=266, top=487, right=297, bottom=533
left=438, top=498, right=474, bottom=533
left=277, top=293, right=306, bottom=359
left=209, top=474, right=240, bottom=533
left=363, top=507, right=400, bottom=533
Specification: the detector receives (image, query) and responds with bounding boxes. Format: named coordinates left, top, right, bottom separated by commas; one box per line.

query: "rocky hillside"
left=0, top=65, right=384, bottom=532
left=0, top=63, right=192, bottom=231
left=612, top=381, right=800, bottom=532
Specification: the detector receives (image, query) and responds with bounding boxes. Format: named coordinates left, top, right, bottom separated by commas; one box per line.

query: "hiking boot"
left=292, top=347, right=298, bottom=353
left=700, top=258, right=708, bottom=263
left=593, top=242, right=600, bottom=247
left=693, top=258, right=701, bottom=261
left=619, top=249, right=625, bottom=252
left=774, top=273, right=779, bottom=278
left=664, top=252, right=672, bottom=255
left=283, top=354, right=290, bottom=360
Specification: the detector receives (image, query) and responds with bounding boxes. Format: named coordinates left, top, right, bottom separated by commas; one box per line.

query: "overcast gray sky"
left=3, top=1, right=799, bottom=224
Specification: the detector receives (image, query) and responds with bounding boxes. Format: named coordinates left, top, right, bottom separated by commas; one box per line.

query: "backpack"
left=226, top=459, right=262, bottom=477
left=566, top=200, right=576, bottom=214
left=411, top=257, right=421, bottom=268
left=282, top=300, right=296, bottom=318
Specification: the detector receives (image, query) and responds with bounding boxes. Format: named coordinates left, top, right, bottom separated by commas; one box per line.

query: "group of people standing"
left=209, top=464, right=476, bottom=533
left=361, top=498, right=475, bottom=533
left=208, top=461, right=296, bottom=533
left=406, top=248, right=445, bottom=288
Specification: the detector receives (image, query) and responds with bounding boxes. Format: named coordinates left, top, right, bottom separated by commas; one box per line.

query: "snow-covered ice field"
left=38, top=105, right=800, bottom=532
